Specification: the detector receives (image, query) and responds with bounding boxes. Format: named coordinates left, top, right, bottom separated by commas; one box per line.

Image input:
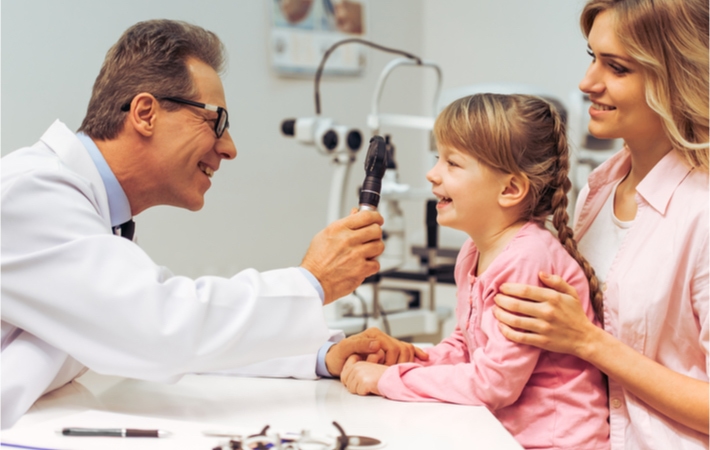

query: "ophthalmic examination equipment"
left=281, top=38, right=455, bottom=341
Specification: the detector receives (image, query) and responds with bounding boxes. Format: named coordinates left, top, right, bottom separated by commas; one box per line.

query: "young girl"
left=341, top=93, right=609, bottom=449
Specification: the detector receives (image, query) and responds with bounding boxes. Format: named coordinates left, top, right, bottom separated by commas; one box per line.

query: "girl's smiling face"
left=426, top=144, right=508, bottom=238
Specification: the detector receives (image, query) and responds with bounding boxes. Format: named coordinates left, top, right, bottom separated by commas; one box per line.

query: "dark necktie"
left=117, top=219, right=135, bottom=241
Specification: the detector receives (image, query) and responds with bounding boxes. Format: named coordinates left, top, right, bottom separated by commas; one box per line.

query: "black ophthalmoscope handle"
left=359, top=136, right=388, bottom=211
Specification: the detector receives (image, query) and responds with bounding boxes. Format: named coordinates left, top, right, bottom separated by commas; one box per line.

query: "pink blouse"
left=574, top=148, right=709, bottom=450
left=378, top=222, right=609, bottom=449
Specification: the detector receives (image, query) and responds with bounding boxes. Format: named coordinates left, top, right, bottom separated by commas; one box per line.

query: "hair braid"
left=547, top=106, right=605, bottom=325
left=435, top=93, right=606, bottom=325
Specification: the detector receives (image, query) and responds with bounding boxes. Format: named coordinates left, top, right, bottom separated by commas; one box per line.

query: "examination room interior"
left=1, top=0, right=606, bottom=340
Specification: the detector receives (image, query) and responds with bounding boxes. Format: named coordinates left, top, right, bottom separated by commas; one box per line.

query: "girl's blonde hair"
left=434, top=93, right=604, bottom=323
left=581, top=0, right=709, bottom=170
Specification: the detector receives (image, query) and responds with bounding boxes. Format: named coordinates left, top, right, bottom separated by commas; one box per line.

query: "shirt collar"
left=588, top=147, right=693, bottom=216
left=636, top=149, right=693, bottom=215
left=587, top=147, right=632, bottom=193
left=76, top=132, right=132, bottom=227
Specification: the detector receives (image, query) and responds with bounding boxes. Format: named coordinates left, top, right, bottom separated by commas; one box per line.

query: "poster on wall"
left=270, top=0, right=367, bottom=76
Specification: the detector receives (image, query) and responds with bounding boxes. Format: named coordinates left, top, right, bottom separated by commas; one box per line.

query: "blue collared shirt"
left=298, top=267, right=332, bottom=377
left=76, top=132, right=131, bottom=229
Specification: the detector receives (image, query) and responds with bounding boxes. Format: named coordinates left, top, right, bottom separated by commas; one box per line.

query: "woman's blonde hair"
left=581, top=0, right=709, bottom=170
left=434, top=93, right=604, bottom=322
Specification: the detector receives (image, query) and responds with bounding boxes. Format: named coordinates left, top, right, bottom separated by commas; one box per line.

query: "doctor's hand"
left=325, top=327, right=429, bottom=377
left=340, top=356, right=386, bottom=396
left=493, top=272, right=598, bottom=357
left=301, top=210, right=384, bottom=305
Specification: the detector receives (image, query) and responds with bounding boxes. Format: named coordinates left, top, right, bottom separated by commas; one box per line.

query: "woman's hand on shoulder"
left=493, top=272, right=601, bottom=358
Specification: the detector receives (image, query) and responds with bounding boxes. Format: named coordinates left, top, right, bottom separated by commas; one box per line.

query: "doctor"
left=1, top=19, right=424, bottom=429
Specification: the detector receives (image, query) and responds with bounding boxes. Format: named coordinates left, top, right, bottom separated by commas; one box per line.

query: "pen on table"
left=59, top=428, right=171, bottom=438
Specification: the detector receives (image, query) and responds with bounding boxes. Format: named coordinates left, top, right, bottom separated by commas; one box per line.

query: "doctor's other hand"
left=493, top=272, right=597, bottom=357
left=340, top=356, right=387, bottom=396
left=301, top=210, right=384, bottom=305
left=325, top=327, right=429, bottom=377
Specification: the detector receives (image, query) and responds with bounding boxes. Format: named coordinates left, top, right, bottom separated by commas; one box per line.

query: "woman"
left=493, top=0, right=708, bottom=449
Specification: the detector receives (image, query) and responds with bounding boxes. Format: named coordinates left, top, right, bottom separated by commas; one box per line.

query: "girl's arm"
left=342, top=338, right=541, bottom=408
left=341, top=287, right=544, bottom=407
left=339, top=327, right=475, bottom=397
left=493, top=273, right=709, bottom=434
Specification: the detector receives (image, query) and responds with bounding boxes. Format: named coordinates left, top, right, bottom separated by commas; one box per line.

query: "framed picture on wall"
left=270, top=0, right=367, bottom=76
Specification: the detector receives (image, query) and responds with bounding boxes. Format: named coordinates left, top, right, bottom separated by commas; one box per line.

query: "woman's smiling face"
left=578, top=10, right=666, bottom=146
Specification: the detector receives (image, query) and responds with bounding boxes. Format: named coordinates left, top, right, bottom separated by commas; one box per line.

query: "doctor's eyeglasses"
left=209, top=421, right=383, bottom=450
left=120, top=96, right=230, bottom=139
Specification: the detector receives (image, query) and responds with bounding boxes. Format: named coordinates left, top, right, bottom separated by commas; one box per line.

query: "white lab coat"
left=1, top=120, right=334, bottom=429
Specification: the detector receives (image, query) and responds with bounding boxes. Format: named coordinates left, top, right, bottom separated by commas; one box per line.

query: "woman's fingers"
left=498, top=272, right=580, bottom=307
left=494, top=292, right=537, bottom=316
left=539, top=272, right=580, bottom=298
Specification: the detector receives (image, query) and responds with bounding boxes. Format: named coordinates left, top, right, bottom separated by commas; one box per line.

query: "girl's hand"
left=492, top=272, right=600, bottom=358
left=325, top=327, right=428, bottom=376
left=340, top=355, right=387, bottom=396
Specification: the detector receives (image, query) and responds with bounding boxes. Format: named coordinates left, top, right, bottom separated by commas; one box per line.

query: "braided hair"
left=540, top=100, right=604, bottom=324
left=434, top=93, right=604, bottom=323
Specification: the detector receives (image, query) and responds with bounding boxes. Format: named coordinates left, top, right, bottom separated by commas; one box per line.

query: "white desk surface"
left=3, top=370, right=523, bottom=449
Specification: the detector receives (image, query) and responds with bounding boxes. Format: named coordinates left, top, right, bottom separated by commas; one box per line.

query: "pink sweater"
left=378, top=222, right=609, bottom=449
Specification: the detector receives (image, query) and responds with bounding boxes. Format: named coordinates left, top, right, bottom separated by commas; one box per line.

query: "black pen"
left=60, top=428, right=171, bottom=438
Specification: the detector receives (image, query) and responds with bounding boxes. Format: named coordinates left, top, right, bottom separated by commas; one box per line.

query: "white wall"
left=1, top=0, right=593, bottom=279
left=422, top=0, right=589, bottom=104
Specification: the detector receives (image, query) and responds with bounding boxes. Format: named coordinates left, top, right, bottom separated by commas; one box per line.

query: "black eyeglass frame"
left=120, top=96, right=229, bottom=139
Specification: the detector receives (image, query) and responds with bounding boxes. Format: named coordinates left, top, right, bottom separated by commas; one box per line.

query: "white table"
left=3, top=371, right=523, bottom=449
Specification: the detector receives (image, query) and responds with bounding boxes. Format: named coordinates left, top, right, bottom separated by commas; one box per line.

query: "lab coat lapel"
left=40, top=120, right=112, bottom=229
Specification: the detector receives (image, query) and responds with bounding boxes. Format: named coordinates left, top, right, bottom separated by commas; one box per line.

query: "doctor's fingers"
left=325, top=223, right=383, bottom=256
left=357, top=327, right=415, bottom=365
left=360, top=239, right=385, bottom=260
left=355, top=221, right=384, bottom=244
left=382, top=338, right=423, bottom=365
left=414, top=346, right=430, bottom=361
left=316, top=213, right=381, bottom=250
left=347, top=253, right=380, bottom=280
left=365, top=349, right=385, bottom=364
left=342, top=209, right=384, bottom=230
left=325, top=335, right=383, bottom=376
left=375, top=343, right=406, bottom=366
